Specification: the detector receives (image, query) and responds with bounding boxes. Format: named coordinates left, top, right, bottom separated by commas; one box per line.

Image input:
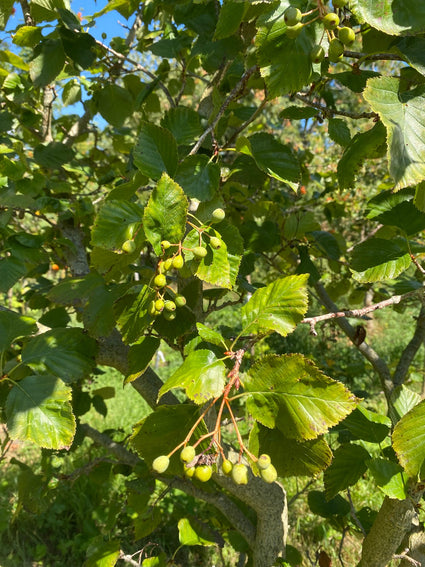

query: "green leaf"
left=244, top=354, right=357, bottom=441
left=30, top=0, right=69, bottom=22
left=367, top=458, right=408, bottom=500
left=350, top=0, right=425, bottom=36
left=29, top=39, right=65, bottom=87
left=130, top=404, right=208, bottom=476
left=323, top=444, right=370, bottom=500
left=174, top=155, right=220, bottom=201
left=241, top=274, right=309, bottom=336
left=364, top=78, right=425, bottom=189
left=279, top=106, right=319, bottom=120
left=249, top=422, right=332, bottom=478
left=256, top=7, right=313, bottom=97
left=97, top=84, right=134, bottom=128
left=366, top=187, right=414, bottom=219
left=0, top=0, right=14, bottom=30
left=116, top=286, right=156, bottom=345
left=0, top=311, right=37, bottom=353
left=395, top=37, right=425, bottom=77
left=91, top=200, right=144, bottom=250
left=311, top=231, right=341, bottom=261
left=0, top=257, right=27, bottom=293
left=414, top=181, right=425, bottom=212
left=178, top=518, right=216, bottom=547
left=62, top=79, right=81, bottom=106
left=6, top=374, right=75, bottom=449
left=308, top=491, right=350, bottom=518
left=391, top=385, right=421, bottom=421
left=134, top=122, right=178, bottom=180
left=350, top=238, right=411, bottom=283
left=21, top=329, right=97, bottom=383
left=328, top=118, right=351, bottom=147
left=161, top=107, right=202, bottom=145
left=84, top=540, right=121, bottom=567
left=246, top=133, right=300, bottom=186
left=393, top=399, right=425, bottom=478
left=12, top=26, right=43, bottom=47
left=59, top=27, right=96, bottom=69
left=196, top=323, right=227, bottom=348
left=373, top=200, right=425, bottom=236
left=126, top=337, right=161, bottom=384
left=158, top=349, right=227, bottom=404
left=337, top=122, right=387, bottom=189
left=143, top=173, right=188, bottom=255
left=33, top=142, right=75, bottom=169
left=214, top=0, right=247, bottom=40
left=340, top=405, right=391, bottom=443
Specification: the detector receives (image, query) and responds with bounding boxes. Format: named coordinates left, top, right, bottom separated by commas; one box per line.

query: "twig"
left=344, top=50, right=405, bottom=62
left=393, top=549, right=421, bottom=566
left=189, top=65, right=258, bottom=156
left=302, top=287, right=424, bottom=336
left=338, top=527, right=348, bottom=567
left=294, top=93, right=377, bottom=120
left=347, top=487, right=366, bottom=536
left=288, top=478, right=316, bottom=506
left=223, top=97, right=268, bottom=149
left=119, top=552, right=141, bottom=567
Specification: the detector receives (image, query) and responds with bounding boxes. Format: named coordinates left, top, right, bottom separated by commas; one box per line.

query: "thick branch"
left=41, top=86, right=55, bottom=142
left=393, top=305, right=425, bottom=388
left=63, top=108, right=93, bottom=145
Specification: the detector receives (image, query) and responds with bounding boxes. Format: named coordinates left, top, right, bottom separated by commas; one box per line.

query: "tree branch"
left=344, top=50, right=405, bottom=62
left=393, top=305, right=425, bottom=388
left=294, top=93, right=377, bottom=120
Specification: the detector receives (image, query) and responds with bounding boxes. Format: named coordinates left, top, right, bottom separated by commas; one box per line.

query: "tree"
left=1, top=0, right=425, bottom=565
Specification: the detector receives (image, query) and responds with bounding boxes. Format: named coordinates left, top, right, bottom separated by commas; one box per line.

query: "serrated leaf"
left=91, top=200, right=144, bottom=250
left=247, top=133, right=300, bottom=186
left=0, top=311, right=37, bottom=353
left=249, top=422, right=332, bottom=478
left=115, top=286, right=156, bottom=345
left=30, top=0, right=69, bottom=23
left=395, top=37, right=425, bottom=77
left=84, top=540, right=121, bottom=567
left=161, top=107, right=202, bottom=145
left=340, top=405, right=391, bottom=443
left=178, top=518, right=216, bottom=547
left=130, top=404, right=208, bottom=476
left=126, top=336, right=161, bottom=384
left=337, top=122, right=387, bottom=189
left=33, top=142, right=75, bottom=169
left=158, top=349, right=227, bottom=404
left=134, top=122, right=178, bottom=180
left=241, top=274, right=309, bottom=336
left=174, top=155, right=220, bottom=201
left=143, top=173, right=188, bottom=255
left=391, top=385, right=421, bottom=421
left=374, top=200, right=425, bottom=236
left=324, top=444, right=370, bottom=500
left=12, top=26, right=43, bottom=47
left=349, top=0, right=425, bottom=36
left=21, top=329, right=97, bottom=383
left=328, top=118, right=351, bottom=147
left=393, top=399, right=425, bottom=478
left=366, top=187, right=414, bottom=219
left=62, top=79, right=81, bottom=106
left=245, top=354, right=357, bottom=441
left=97, top=84, right=134, bottom=127
left=6, top=374, right=75, bottom=449
left=367, top=458, right=408, bottom=500
left=308, top=491, right=350, bottom=518
left=196, top=323, right=227, bottom=348
left=59, top=27, right=96, bottom=69
left=311, top=231, right=341, bottom=260
left=350, top=238, right=411, bottom=283
left=214, top=0, right=247, bottom=40
left=29, top=39, right=65, bottom=87
left=364, top=78, right=425, bottom=189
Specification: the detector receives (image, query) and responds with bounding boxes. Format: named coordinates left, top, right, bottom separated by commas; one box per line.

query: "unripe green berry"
left=194, top=465, right=212, bottom=482
left=154, top=274, right=167, bottom=288
left=286, top=22, right=304, bottom=39
left=210, top=236, right=222, bottom=249
left=310, top=45, right=325, bottom=64
left=180, top=445, right=196, bottom=463
left=163, top=310, right=176, bottom=321
left=161, top=240, right=171, bottom=249
left=222, top=459, right=233, bottom=475
left=122, top=239, right=136, bottom=254
left=175, top=294, right=187, bottom=307
left=322, top=12, right=340, bottom=30
left=148, top=300, right=157, bottom=317
left=333, top=0, right=348, bottom=7
left=257, top=454, right=272, bottom=470
left=193, top=246, right=208, bottom=258
left=338, top=26, right=355, bottom=45
left=328, top=38, right=344, bottom=62
left=172, top=255, right=184, bottom=269
left=163, top=258, right=173, bottom=271
left=260, top=463, right=278, bottom=484
left=155, top=299, right=165, bottom=312
left=231, top=463, right=249, bottom=485
left=211, top=208, right=225, bottom=222
left=184, top=464, right=196, bottom=478
left=152, top=455, right=169, bottom=473
left=164, top=300, right=176, bottom=312
left=284, top=6, right=302, bottom=26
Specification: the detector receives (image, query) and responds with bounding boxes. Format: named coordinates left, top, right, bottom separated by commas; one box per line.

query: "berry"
left=231, top=463, right=248, bottom=485
left=161, top=240, right=171, bottom=249
left=257, top=454, right=272, bottom=470
left=194, top=465, right=212, bottom=482
left=172, top=255, right=184, bottom=269
left=164, top=300, right=176, bottom=312
left=328, top=38, right=344, bottom=62
left=163, top=310, right=176, bottom=321
left=338, top=26, right=355, bottom=45
left=210, top=236, right=222, bottom=249
left=310, top=45, right=325, bottom=64
left=51, top=263, right=60, bottom=271
left=222, top=459, right=233, bottom=475
left=180, top=445, right=196, bottom=463
left=184, top=464, right=196, bottom=478
left=163, top=258, right=173, bottom=271
left=155, top=299, right=165, bottom=312
left=148, top=300, right=157, bottom=317
left=333, top=0, right=348, bottom=7
left=175, top=294, right=187, bottom=307
left=322, top=13, right=340, bottom=30
left=152, top=455, right=169, bottom=473
left=193, top=246, right=208, bottom=258
left=211, top=208, right=225, bottom=222
left=260, top=463, right=278, bottom=484
left=286, top=23, right=304, bottom=39
left=154, top=274, right=167, bottom=288
left=122, top=239, right=136, bottom=254
left=284, top=6, right=302, bottom=26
